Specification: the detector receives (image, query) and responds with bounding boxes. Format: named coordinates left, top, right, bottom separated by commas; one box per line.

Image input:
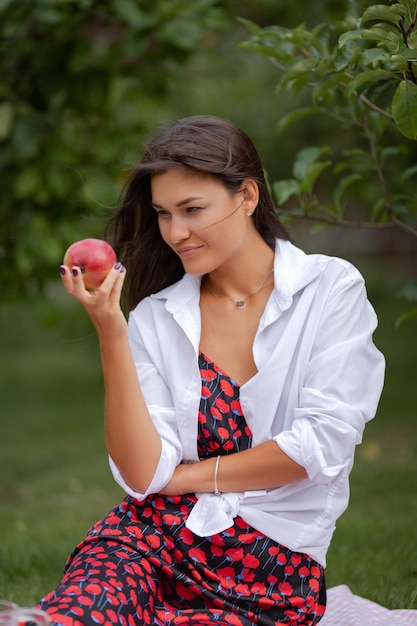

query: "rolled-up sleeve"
left=274, top=268, right=385, bottom=484
left=108, top=307, right=183, bottom=498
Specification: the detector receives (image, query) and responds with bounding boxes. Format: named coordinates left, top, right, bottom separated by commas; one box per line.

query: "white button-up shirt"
left=109, top=239, right=385, bottom=566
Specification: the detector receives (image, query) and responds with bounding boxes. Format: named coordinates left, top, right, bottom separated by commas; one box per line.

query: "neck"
left=203, top=265, right=274, bottom=306
left=206, top=241, right=274, bottom=295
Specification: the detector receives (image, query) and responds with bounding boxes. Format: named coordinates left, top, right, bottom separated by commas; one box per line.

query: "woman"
left=40, top=115, right=385, bottom=625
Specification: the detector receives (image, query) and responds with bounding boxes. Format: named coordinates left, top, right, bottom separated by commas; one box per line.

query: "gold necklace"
left=205, top=268, right=274, bottom=309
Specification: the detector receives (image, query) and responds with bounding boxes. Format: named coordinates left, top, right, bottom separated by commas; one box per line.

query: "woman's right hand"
left=59, top=262, right=128, bottom=342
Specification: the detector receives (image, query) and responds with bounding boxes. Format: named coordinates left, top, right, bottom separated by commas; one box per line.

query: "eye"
left=186, top=206, right=203, bottom=214
left=155, top=209, right=170, bottom=218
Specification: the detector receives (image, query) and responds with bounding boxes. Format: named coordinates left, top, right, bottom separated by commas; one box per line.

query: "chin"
left=182, top=265, right=206, bottom=277
left=180, top=249, right=224, bottom=276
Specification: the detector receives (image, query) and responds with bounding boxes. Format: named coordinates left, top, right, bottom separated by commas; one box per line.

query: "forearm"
left=162, top=440, right=307, bottom=495
left=101, top=335, right=162, bottom=493
left=59, top=264, right=162, bottom=492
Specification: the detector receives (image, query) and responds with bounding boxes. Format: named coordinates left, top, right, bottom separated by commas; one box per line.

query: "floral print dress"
left=38, top=353, right=326, bottom=626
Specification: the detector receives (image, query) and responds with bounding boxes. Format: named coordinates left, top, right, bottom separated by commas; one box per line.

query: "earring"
left=247, top=211, right=253, bottom=216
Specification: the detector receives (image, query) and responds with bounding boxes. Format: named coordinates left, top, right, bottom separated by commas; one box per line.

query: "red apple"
left=63, top=238, right=117, bottom=290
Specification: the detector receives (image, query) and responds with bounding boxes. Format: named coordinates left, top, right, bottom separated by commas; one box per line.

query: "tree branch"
left=391, top=215, right=417, bottom=237
left=399, top=16, right=417, bottom=84
left=276, top=209, right=417, bottom=238
left=358, top=93, right=395, bottom=121
left=358, top=97, right=392, bottom=220
left=277, top=210, right=391, bottom=228
left=268, top=55, right=395, bottom=122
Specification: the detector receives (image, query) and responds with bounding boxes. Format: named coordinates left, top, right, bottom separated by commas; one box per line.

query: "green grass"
left=0, top=299, right=123, bottom=604
left=1, top=254, right=416, bottom=609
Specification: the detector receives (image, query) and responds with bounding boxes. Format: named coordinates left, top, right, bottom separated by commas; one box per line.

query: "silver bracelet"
left=214, top=455, right=221, bottom=496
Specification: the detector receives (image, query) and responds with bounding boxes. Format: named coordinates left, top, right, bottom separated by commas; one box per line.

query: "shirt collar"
left=273, top=239, right=325, bottom=311
left=150, top=272, right=201, bottom=312
left=150, top=239, right=324, bottom=314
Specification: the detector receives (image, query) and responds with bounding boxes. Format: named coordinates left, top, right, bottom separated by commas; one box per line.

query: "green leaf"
left=237, top=17, right=261, bottom=35
left=400, top=0, right=417, bottom=14
left=400, top=163, right=417, bottom=183
left=409, top=25, right=417, bottom=51
left=276, top=107, right=323, bottom=134
left=310, top=222, right=326, bottom=234
left=362, top=48, right=392, bottom=64
left=392, top=80, right=417, bottom=140
left=380, top=145, right=408, bottom=165
left=395, top=307, right=417, bottom=328
left=370, top=197, right=391, bottom=222
left=382, top=55, right=408, bottom=72
left=313, top=73, right=345, bottom=103
left=362, top=25, right=401, bottom=52
left=361, top=4, right=407, bottom=27
left=334, top=45, right=353, bottom=71
left=282, top=57, right=318, bottom=75
left=348, top=69, right=393, bottom=95
left=395, top=43, right=417, bottom=61
left=299, top=161, right=332, bottom=193
left=333, top=173, right=363, bottom=215
left=338, top=29, right=365, bottom=48
left=273, top=179, right=300, bottom=205
left=342, top=147, right=374, bottom=165
left=293, top=146, right=331, bottom=181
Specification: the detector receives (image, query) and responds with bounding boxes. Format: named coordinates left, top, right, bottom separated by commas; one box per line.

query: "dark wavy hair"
left=107, top=115, right=290, bottom=311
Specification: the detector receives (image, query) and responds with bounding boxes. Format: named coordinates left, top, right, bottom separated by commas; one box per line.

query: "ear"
left=241, top=178, right=259, bottom=216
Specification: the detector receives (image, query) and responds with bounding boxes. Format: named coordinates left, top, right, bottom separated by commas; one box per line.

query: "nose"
left=162, top=215, right=191, bottom=245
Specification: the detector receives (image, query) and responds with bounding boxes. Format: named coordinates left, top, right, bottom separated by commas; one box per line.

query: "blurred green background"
left=1, top=0, right=416, bottom=611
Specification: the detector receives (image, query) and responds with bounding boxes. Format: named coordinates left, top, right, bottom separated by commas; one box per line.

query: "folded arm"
left=160, top=440, right=306, bottom=495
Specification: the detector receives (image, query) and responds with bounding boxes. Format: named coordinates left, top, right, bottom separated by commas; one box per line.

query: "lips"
left=176, top=246, right=203, bottom=258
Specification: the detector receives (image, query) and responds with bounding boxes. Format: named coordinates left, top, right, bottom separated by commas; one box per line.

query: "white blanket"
left=322, top=585, right=417, bottom=625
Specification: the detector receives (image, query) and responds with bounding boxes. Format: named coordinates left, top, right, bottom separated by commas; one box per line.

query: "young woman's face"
left=151, top=169, right=256, bottom=274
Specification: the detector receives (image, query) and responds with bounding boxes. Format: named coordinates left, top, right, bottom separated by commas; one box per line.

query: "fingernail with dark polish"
left=72, top=268, right=78, bottom=277
left=120, top=265, right=125, bottom=273
left=60, top=266, right=66, bottom=275
left=114, top=262, right=121, bottom=270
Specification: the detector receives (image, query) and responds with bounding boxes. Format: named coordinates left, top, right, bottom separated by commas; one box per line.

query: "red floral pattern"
left=38, top=353, right=326, bottom=625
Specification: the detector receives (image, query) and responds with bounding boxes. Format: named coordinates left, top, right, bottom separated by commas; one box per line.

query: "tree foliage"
left=1, top=0, right=416, bottom=322
left=0, top=0, right=227, bottom=301
left=240, top=0, right=417, bottom=319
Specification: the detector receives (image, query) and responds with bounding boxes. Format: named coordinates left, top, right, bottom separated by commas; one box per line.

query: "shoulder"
left=276, top=239, right=365, bottom=295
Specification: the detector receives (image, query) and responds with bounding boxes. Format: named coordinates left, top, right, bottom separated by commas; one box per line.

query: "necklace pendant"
left=236, top=300, right=246, bottom=309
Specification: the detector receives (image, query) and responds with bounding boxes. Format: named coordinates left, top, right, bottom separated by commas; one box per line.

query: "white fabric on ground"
left=322, top=585, right=417, bottom=626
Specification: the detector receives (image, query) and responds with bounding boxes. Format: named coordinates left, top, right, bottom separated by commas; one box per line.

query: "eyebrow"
left=152, top=196, right=205, bottom=209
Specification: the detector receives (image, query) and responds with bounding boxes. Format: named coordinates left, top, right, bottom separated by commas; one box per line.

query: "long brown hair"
left=107, top=115, right=290, bottom=311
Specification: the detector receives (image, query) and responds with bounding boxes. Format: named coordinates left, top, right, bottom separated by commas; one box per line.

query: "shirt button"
left=183, top=421, right=189, bottom=428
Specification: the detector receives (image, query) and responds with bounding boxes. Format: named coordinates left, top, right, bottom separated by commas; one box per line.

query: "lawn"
left=0, top=253, right=416, bottom=610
